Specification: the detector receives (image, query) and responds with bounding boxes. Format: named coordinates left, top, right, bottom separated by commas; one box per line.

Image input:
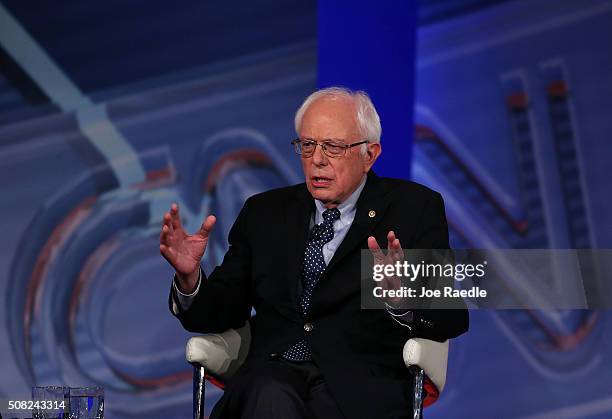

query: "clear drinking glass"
left=67, top=387, right=104, bottom=419
left=32, top=386, right=69, bottom=419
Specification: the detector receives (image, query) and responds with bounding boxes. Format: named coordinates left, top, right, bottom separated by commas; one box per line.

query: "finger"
left=390, top=238, right=401, bottom=251
left=170, top=203, right=183, bottom=231
left=160, top=224, right=171, bottom=245
left=198, top=215, right=216, bottom=238
left=367, top=236, right=385, bottom=261
left=390, top=238, right=403, bottom=261
left=159, top=243, right=176, bottom=264
left=386, top=231, right=396, bottom=249
left=386, top=231, right=399, bottom=260
left=383, top=229, right=398, bottom=255
left=162, top=212, right=174, bottom=234
left=392, top=239, right=406, bottom=262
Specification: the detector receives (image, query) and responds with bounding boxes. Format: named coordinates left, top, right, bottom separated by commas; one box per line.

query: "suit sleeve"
left=167, top=198, right=253, bottom=334
left=409, top=192, right=469, bottom=341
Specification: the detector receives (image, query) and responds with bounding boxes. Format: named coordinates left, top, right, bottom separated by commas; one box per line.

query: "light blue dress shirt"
left=312, top=175, right=366, bottom=265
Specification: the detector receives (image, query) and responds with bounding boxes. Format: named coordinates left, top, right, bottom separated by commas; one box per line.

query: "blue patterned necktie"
left=282, top=207, right=341, bottom=361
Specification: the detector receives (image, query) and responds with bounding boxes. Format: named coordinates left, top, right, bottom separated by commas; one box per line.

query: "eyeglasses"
left=291, top=138, right=369, bottom=158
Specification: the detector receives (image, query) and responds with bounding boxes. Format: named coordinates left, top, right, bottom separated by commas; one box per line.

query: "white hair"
left=294, top=87, right=382, bottom=151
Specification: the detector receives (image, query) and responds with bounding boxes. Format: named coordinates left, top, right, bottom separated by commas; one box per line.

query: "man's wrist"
left=385, top=302, right=414, bottom=329
left=385, top=303, right=413, bottom=318
left=174, top=268, right=202, bottom=297
left=175, top=268, right=201, bottom=295
left=172, top=268, right=202, bottom=314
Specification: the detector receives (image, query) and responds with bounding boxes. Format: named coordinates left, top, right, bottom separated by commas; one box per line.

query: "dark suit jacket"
left=171, top=170, right=469, bottom=419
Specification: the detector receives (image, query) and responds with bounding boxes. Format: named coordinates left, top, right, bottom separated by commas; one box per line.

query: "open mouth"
left=312, top=176, right=332, bottom=187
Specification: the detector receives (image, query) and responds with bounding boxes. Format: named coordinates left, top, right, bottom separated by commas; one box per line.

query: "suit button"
left=419, top=318, right=433, bottom=328
left=304, top=322, right=314, bottom=332
left=269, top=353, right=278, bottom=359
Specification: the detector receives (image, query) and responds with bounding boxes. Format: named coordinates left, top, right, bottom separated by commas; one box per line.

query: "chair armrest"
left=186, top=322, right=251, bottom=379
left=403, top=338, right=449, bottom=393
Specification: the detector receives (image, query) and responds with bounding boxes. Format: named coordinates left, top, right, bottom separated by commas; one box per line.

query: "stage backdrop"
left=410, top=1, right=612, bottom=418
left=0, top=1, right=315, bottom=418
left=0, top=1, right=611, bottom=418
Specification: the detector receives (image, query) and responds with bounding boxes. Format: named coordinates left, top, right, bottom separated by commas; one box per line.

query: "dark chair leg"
left=193, top=364, right=206, bottom=419
left=409, top=365, right=424, bottom=419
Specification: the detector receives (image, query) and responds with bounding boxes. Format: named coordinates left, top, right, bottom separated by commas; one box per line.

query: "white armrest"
left=403, top=338, right=449, bottom=393
left=186, top=322, right=251, bottom=378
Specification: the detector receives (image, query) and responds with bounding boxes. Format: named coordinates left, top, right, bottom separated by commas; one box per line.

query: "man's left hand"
left=367, top=231, right=405, bottom=307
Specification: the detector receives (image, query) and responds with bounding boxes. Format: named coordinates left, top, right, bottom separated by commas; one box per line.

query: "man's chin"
left=309, top=188, right=333, bottom=203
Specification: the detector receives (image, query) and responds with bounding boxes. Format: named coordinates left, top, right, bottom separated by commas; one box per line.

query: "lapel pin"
left=368, top=210, right=376, bottom=218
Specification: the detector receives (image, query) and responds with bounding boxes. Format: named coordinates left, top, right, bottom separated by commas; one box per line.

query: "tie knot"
left=322, top=208, right=341, bottom=223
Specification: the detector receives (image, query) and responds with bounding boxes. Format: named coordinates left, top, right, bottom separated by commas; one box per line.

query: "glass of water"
left=32, top=386, right=69, bottom=419
left=67, top=386, right=104, bottom=419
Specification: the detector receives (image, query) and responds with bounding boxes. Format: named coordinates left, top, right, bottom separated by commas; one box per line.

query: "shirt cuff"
left=385, top=303, right=414, bottom=329
left=172, top=268, right=202, bottom=312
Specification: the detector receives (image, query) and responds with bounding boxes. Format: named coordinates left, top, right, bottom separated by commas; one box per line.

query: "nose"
left=311, top=143, right=328, bottom=166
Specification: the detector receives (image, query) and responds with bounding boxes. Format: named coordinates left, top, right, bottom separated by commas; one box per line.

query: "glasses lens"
left=323, top=141, right=344, bottom=156
left=300, top=140, right=316, bottom=155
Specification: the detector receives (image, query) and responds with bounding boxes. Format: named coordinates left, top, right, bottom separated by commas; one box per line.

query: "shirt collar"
left=314, top=174, right=367, bottom=223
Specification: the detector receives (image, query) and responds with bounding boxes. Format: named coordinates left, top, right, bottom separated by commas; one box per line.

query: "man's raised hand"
left=367, top=231, right=404, bottom=266
left=367, top=231, right=405, bottom=306
left=159, top=203, right=216, bottom=293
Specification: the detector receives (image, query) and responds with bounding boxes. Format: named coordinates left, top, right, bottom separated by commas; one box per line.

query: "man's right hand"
left=159, top=203, right=216, bottom=294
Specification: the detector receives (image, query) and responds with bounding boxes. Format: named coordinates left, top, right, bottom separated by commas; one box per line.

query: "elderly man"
left=160, top=87, right=468, bottom=419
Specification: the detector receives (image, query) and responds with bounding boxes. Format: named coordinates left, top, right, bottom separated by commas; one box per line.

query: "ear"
left=363, top=142, right=381, bottom=170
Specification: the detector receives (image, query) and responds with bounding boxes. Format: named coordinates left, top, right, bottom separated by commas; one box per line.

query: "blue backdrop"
left=0, top=1, right=611, bottom=418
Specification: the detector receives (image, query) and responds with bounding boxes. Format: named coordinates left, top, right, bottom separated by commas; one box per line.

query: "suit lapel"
left=285, top=184, right=314, bottom=309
